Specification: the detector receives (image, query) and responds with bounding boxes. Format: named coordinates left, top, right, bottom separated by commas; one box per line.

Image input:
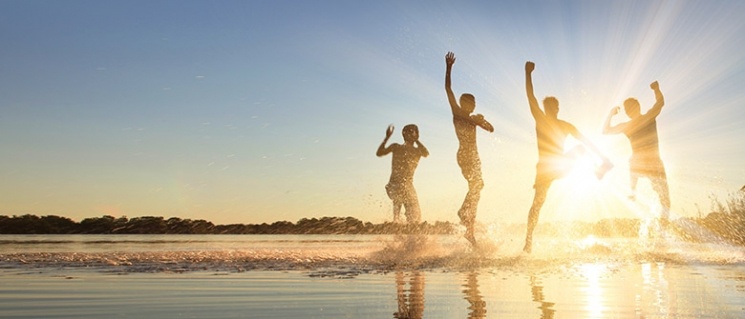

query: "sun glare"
left=580, top=235, right=599, bottom=248
left=564, top=152, right=603, bottom=193
left=579, top=263, right=609, bottom=318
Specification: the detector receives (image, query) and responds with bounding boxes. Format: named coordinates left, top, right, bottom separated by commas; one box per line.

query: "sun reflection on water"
left=578, top=263, right=608, bottom=318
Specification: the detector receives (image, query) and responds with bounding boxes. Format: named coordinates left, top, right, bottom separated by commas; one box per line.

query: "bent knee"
left=469, top=178, right=484, bottom=191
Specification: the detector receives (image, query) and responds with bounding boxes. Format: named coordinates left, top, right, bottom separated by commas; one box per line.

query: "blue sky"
left=1, top=1, right=744, bottom=225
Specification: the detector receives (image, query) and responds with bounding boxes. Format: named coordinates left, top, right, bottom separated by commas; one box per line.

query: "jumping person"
left=523, top=61, right=612, bottom=253
left=377, top=124, right=429, bottom=224
left=444, top=52, right=494, bottom=246
left=603, top=81, right=670, bottom=229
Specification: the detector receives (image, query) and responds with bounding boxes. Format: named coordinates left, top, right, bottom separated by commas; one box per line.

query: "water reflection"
left=578, top=263, right=607, bottom=318
left=530, top=275, right=556, bottom=319
left=394, top=271, right=424, bottom=319
left=638, top=262, right=671, bottom=318
left=461, top=272, right=486, bottom=319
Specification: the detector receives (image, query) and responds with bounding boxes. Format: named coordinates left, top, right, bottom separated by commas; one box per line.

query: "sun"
left=560, top=146, right=606, bottom=193
left=540, top=138, right=629, bottom=223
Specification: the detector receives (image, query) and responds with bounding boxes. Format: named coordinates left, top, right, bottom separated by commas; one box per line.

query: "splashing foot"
left=464, top=227, right=477, bottom=247
left=523, top=240, right=532, bottom=254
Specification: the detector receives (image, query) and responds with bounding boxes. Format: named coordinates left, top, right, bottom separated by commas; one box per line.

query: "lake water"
left=1, top=234, right=744, bottom=318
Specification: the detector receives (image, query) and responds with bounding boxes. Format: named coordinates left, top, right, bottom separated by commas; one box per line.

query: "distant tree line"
left=0, top=215, right=458, bottom=235
left=1, top=189, right=743, bottom=244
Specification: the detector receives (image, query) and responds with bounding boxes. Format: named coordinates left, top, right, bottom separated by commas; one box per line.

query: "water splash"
left=1, top=234, right=743, bottom=276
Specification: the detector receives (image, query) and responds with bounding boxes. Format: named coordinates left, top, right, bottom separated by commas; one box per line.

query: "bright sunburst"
left=564, top=151, right=605, bottom=193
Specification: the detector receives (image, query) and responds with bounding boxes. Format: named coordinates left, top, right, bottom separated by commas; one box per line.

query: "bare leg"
left=651, top=174, right=671, bottom=230
left=393, top=201, right=403, bottom=224
left=524, top=185, right=549, bottom=253
left=459, top=178, right=483, bottom=246
left=387, top=183, right=403, bottom=223
left=628, top=174, right=639, bottom=201
left=404, top=187, right=422, bottom=224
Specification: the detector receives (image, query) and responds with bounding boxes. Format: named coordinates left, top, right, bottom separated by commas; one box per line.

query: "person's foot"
left=522, top=243, right=532, bottom=254
left=463, top=227, right=476, bottom=247
left=659, top=217, right=670, bottom=233
left=595, top=160, right=614, bottom=180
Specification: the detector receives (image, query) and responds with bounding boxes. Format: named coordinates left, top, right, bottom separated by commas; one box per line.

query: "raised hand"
left=610, top=106, right=620, bottom=115
left=525, top=61, right=535, bottom=73
left=445, top=52, right=456, bottom=67
left=385, top=124, right=394, bottom=138
left=650, top=81, right=659, bottom=90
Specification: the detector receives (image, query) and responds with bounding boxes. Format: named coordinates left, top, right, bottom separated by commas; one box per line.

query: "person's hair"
left=460, top=93, right=475, bottom=105
left=623, top=98, right=640, bottom=110
left=543, top=96, right=559, bottom=108
left=402, top=124, right=419, bottom=142
left=543, top=96, right=559, bottom=116
left=460, top=93, right=476, bottom=113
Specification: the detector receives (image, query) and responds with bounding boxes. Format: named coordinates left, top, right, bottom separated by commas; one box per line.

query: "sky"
left=1, top=0, right=744, bottom=226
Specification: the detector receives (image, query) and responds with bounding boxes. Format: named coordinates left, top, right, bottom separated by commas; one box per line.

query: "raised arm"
left=445, top=52, right=462, bottom=116
left=570, top=125, right=610, bottom=162
left=525, top=61, right=543, bottom=120
left=645, top=81, right=665, bottom=119
left=415, top=140, right=430, bottom=158
left=602, top=106, right=625, bottom=135
left=472, top=114, right=494, bottom=133
left=376, top=125, right=394, bottom=157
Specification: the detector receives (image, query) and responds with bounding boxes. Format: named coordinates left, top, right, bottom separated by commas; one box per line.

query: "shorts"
left=386, top=181, right=417, bottom=204
left=630, top=156, right=667, bottom=180
left=457, top=151, right=483, bottom=183
left=385, top=181, right=422, bottom=222
left=533, top=157, right=573, bottom=189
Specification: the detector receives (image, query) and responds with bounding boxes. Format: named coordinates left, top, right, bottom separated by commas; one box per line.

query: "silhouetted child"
left=523, top=61, right=613, bottom=253
left=603, top=81, right=670, bottom=229
left=445, top=52, right=494, bottom=246
left=377, top=124, right=429, bottom=223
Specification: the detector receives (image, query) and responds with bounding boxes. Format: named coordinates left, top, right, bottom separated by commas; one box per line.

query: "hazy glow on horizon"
left=0, top=1, right=744, bottom=225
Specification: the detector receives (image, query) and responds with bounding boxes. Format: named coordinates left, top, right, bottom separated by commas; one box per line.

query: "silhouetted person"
left=445, top=52, right=494, bottom=246
left=603, top=81, right=670, bottom=228
left=523, top=61, right=612, bottom=253
left=377, top=124, right=429, bottom=223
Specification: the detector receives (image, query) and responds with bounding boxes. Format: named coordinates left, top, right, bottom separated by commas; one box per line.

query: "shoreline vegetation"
left=0, top=213, right=740, bottom=244
left=0, top=189, right=743, bottom=245
left=1, top=188, right=742, bottom=244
